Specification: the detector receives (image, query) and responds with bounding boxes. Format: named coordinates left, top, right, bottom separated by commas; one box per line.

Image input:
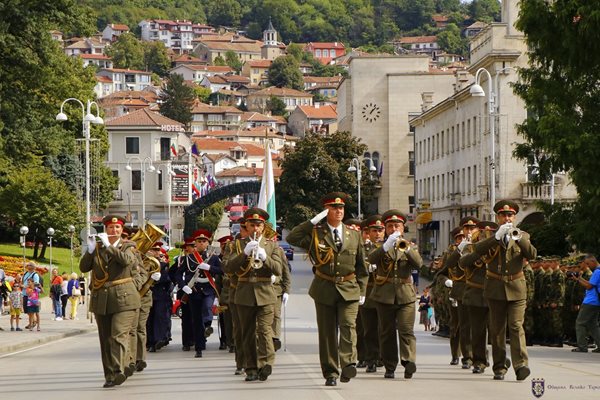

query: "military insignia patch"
left=531, top=378, right=545, bottom=398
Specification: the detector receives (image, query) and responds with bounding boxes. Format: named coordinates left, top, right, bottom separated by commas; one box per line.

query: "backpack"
left=50, top=283, right=62, bottom=298
left=36, top=273, right=44, bottom=292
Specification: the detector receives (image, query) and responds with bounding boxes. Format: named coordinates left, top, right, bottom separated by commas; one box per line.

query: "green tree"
left=144, top=41, right=171, bottom=77
left=213, top=55, right=226, bottom=66
left=285, top=43, right=305, bottom=63
left=518, top=202, right=573, bottom=258
left=266, top=96, right=287, bottom=116
left=268, top=55, right=303, bottom=90
left=206, top=0, right=243, bottom=27
left=469, top=0, right=501, bottom=23
left=159, top=74, right=196, bottom=126
left=395, top=0, right=436, bottom=32
left=105, top=32, right=145, bottom=70
left=194, top=86, right=213, bottom=103
left=513, top=1, right=600, bottom=253
left=277, top=131, right=379, bottom=227
left=437, top=23, right=467, bottom=56
left=225, top=50, right=243, bottom=73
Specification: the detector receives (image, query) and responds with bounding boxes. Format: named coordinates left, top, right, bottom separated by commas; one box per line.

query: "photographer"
left=570, top=254, right=600, bottom=353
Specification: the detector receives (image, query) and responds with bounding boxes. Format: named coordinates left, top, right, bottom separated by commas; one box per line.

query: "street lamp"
left=47, top=227, right=55, bottom=288
left=20, top=226, right=29, bottom=273
left=158, top=164, right=177, bottom=248
left=348, top=158, right=377, bottom=219
left=470, top=67, right=516, bottom=219
left=126, top=156, right=156, bottom=228
left=56, top=98, right=103, bottom=244
left=68, top=224, right=76, bottom=273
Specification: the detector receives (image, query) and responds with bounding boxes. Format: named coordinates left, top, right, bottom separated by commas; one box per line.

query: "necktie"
left=333, top=228, right=342, bottom=251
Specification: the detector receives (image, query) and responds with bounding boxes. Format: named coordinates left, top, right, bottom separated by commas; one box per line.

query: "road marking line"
left=286, top=350, right=347, bottom=400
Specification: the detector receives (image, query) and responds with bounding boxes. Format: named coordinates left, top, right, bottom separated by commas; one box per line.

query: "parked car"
left=172, top=299, right=182, bottom=318
left=279, top=241, right=294, bottom=261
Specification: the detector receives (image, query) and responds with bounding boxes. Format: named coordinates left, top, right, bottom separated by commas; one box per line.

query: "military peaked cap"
left=494, top=199, right=519, bottom=215
left=459, top=216, right=480, bottom=227
left=102, top=215, right=126, bottom=226
left=382, top=209, right=407, bottom=224
left=244, top=207, right=269, bottom=222
left=321, top=192, right=350, bottom=207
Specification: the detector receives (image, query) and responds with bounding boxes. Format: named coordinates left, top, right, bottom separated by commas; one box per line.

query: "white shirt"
left=327, top=223, right=343, bottom=246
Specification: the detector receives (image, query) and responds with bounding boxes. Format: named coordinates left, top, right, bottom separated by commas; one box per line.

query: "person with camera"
left=570, top=254, right=600, bottom=353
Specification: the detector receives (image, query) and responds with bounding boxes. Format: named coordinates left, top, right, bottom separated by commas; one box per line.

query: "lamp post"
left=47, top=227, right=55, bottom=289
left=20, top=226, right=29, bottom=273
left=158, top=163, right=176, bottom=248
left=68, top=224, right=76, bottom=273
left=126, top=156, right=156, bottom=228
left=56, top=98, right=104, bottom=244
left=470, top=66, right=516, bottom=219
left=348, top=158, right=377, bottom=219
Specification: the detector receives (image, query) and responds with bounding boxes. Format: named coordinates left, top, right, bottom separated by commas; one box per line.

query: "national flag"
left=191, top=143, right=199, bottom=156
left=258, top=142, right=277, bottom=229
left=170, top=143, right=177, bottom=157
left=192, top=182, right=200, bottom=198
left=378, top=161, right=384, bottom=177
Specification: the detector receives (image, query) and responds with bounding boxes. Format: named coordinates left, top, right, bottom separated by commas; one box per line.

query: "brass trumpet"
left=250, top=232, right=264, bottom=269
left=510, top=228, right=523, bottom=241
left=395, top=238, right=411, bottom=252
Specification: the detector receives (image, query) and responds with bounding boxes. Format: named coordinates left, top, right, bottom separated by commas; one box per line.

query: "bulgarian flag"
left=170, top=143, right=177, bottom=156
left=258, top=141, right=276, bottom=229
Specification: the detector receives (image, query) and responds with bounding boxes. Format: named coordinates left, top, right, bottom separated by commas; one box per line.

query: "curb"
left=0, top=325, right=97, bottom=355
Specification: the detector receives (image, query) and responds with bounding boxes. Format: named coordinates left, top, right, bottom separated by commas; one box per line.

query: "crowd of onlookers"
left=0, top=263, right=86, bottom=332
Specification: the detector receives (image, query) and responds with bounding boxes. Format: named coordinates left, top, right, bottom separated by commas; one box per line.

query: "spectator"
left=60, top=272, right=69, bottom=318
left=0, top=266, right=6, bottom=315
left=50, top=268, right=64, bottom=321
left=67, top=272, right=80, bottom=320
left=9, top=282, right=24, bottom=331
left=26, top=279, right=41, bottom=331
left=571, top=254, right=600, bottom=353
left=419, top=287, right=432, bottom=331
left=78, top=275, right=86, bottom=305
left=22, top=262, right=40, bottom=329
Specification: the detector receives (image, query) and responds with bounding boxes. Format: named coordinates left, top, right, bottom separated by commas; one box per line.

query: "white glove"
left=495, top=223, right=512, bottom=240
left=256, top=247, right=267, bottom=261
left=244, top=240, right=259, bottom=256
left=310, top=209, right=329, bottom=225
left=97, top=232, right=111, bottom=248
left=213, top=298, right=219, bottom=307
left=282, top=293, right=289, bottom=307
left=182, top=285, right=193, bottom=295
left=271, top=274, right=277, bottom=284
left=457, top=239, right=470, bottom=253
left=368, top=264, right=377, bottom=273
left=199, top=262, right=211, bottom=271
left=444, top=279, right=453, bottom=288
left=86, top=237, right=96, bottom=254
left=150, top=272, right=161, bottom=281
left=359, top=296, right=366, bottom=305
left=383, top=231, right=402, bottom=252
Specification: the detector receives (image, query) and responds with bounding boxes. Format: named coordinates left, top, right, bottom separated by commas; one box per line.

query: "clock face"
left=362, top=102, right=381, bottom=123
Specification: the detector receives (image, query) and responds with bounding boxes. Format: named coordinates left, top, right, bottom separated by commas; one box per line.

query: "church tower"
left=261, top=17, right=281, bottom=60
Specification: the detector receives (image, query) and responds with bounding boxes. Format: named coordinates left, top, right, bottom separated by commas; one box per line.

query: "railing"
left=521, top=182, right=555, bottom=201
left=113, top=189, right=123, bottom=201
left=206, top=120, right=241, bottom=126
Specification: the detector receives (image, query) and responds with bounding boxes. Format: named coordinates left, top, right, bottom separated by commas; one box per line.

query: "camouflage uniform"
left=547, top=266, right=565, bottom=347
left=523, top=263, right=535, bottom=346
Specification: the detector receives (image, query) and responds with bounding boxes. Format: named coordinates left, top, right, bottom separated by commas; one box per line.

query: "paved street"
left=1, top=250, right=599, bottom=400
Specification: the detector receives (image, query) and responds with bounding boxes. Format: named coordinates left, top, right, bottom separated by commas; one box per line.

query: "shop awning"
left=415, top=211, right=432, bottom=225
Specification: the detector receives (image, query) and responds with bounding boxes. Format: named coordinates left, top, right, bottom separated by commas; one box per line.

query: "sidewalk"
left=0, top=295, right=97, bottom=354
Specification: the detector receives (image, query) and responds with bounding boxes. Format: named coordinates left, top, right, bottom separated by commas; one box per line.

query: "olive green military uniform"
left=532, top=267, right=547, bottom=344
left=459, top=240, right=490, bottom=371
left=272, top=247, right=291, bottom=346
left=287, top=220, right=368, bottom=380
left=471, top=232, right=537, bottom=378
left=80, top=240, right=141, bottom=384
left=548, top=267, right=565, bottom=347
left=368, top=241, right=422, bottom=376
left=227, top=269, right=245, bottom=371
left=129, top=254, right=152, bottom=372
left=434, top=245, right=462, bottom=359
left=219, top=273, right=234, bottom=350
left=360, top=240, right=380, bottom=369
left=222, top=235, right=283, bottom=379
left=523, top=263, right=535, bottom=346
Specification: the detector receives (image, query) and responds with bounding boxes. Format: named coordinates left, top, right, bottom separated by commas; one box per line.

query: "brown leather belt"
left=466, top=280, right=484, bottom=289
left=376, top=275, right=413, bottom=285
left=238, top=276, right=272, bottom=283
left=315, top=269, right=355, bottom=283
left=102, top=277, right=133, bottom=288
left=486, top=270, right=524, bottom=282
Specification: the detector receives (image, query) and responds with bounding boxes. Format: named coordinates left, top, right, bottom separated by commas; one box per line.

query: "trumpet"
left=89, top=234, right=121, bottom=242
left=250, top=232, right=264, bottom=269
left=395, top=238, right=411, bottom=252
left=510, top=228, right=523, bottom=241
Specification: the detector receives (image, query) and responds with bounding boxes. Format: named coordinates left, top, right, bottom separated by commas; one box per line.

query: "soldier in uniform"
left=272, top=246, right=291, bottom=352
left=216, top=235, right=234, bottom=351
left=80, top=215, right=142, bottom=388
left=368, top=210, right=422, bottom=379
left=228, top=219, right=248, bottom=374
left=468, top=200, right=536, bottom=381
left=176, top=229, right=222, bottom=358
left=459, top=221, right=497, bottom=374
left=345, top=218, right=366, bottom=368
left=532, top=259, right=547, bottom=345
left=286, top=192, right=368, bottom=386
left=547, top=259, right=565, bottom=347
left=360, top=215, right=385, bottom=373
left=523, top=259, right=536, bottom=346
left=170, top=238, right=196, bottom=351
left=147, top=244, right=173, bottom=353
left=223, top=208, right=284, bottom=382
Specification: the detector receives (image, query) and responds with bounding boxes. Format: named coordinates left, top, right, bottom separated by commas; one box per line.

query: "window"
left=409, top=151, right=415, bottom=176
left=462, top=122, right=467, bottom=147
left=158, top=171, right=163, bottom=191
left=160, top=137, right=171, bottom=161
left=467, top=166, right=471, bottom=194
left=372, top=151, right=380, bottom=172
left=126, top=137, right=139, bottom=154
left=315, top=49, right=321, bottom=57
left=131, top=170, right=141, bottom=190
left=331, top=50, right=336, bottom=58
left=323, top=49, right=329, bottom=58
left=409, top=195, right=415, bottom=214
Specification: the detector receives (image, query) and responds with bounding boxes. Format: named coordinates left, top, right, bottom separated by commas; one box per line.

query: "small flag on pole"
left=378, top=161, right=384, bottom=177
left=191, top=143, right=199, bottom=156
left=258, top=142, right=277, bottom=230
left=170, top=143, right=177, bottom=157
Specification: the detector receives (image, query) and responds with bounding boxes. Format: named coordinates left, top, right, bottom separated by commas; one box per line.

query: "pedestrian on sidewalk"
left=67, top=272, right=81, bottom=320
left=60, top=272, right=69, bottom=318
left=50, top=268, right=64, bottom=320
left=25, top=279, right=41, bottom=331
left=419, top=287, right=431, bottom=331
left=570, top=254, right=600, bottom=353
left=9, top=282, right=24, bottom=331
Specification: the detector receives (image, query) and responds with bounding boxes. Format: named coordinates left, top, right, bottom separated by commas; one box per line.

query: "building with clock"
left=337, top=55, right=455, bottom=234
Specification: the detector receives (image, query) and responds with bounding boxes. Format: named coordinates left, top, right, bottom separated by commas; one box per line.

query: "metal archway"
left=183, top=181, right=261, bottom=237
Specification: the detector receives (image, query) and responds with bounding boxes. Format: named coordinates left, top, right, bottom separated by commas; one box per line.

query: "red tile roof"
left=191, top=101, right=241, bottom=114
left=108, top=24, right=129, bottom=31
left=252, top=86, right=312, bottom=98
left=96, top=75, right=113, bottom=83
left=305, top=42, right=346, bottom=49
left=398, top=35, right=438, bottom=44
left=101, top=68, right=152, bottom=75
left=105, top=108, right=184, bottom=128
left=246, top=60, right=272, bottom=68
left=80, top=54, right=111, bottom=60
left=296, top=105, right=337, bottom=119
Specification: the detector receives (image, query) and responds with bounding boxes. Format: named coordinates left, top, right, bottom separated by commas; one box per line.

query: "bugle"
left=510, top=228, right=523, bottom=241
left=395, top=238, right=411, bottom=252
left=250, top=232, right=264, bottom=269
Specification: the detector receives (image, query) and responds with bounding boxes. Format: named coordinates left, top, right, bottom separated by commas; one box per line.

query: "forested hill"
left=81, top=0, right=500, bottom=47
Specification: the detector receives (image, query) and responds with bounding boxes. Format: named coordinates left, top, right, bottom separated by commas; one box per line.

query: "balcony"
left=113, top=189, right=123, bottom=201
left=206, top=120, right=241, bottom=126
left=521, top=182, right=557, bottom=202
